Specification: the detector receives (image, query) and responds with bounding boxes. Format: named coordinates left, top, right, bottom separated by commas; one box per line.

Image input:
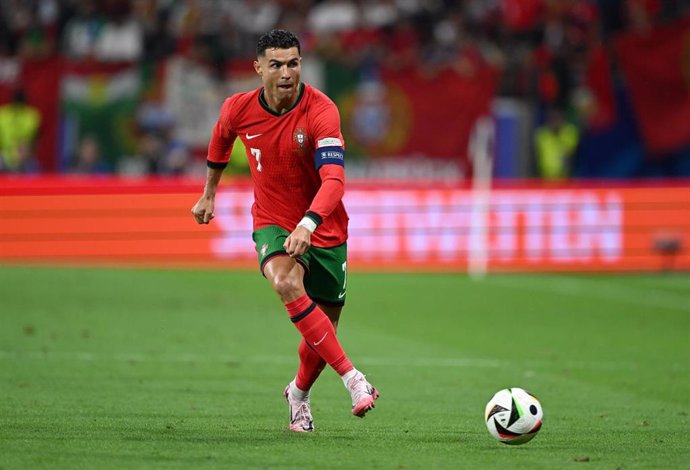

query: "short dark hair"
left=256, top=29, right=301, bottom=57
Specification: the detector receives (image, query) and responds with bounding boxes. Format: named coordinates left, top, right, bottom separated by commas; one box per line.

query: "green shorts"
left=252, top=225, right=348, bottom=306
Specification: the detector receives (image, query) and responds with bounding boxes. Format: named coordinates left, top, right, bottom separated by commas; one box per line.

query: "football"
left=485, top=388, right=543, bottom=445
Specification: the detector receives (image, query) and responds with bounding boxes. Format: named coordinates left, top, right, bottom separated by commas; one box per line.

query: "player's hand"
left=284, top=226, right=312, bottom=257
left=191, top=195, right=215, bottom=224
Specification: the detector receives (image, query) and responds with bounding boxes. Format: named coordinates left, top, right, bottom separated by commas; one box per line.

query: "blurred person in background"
left=69, top=134, right=110, bottom=174
left=135, top=131, right=166, bottom=175
left=0, top=89, right=41, bottom=173
left=62, top=0, right=143, bottom=61
left=139, top=3, right=177, bottom=62
left=161, top=141, right=192, bottom=176
left=534, top=106, right=579, bottom=180
left=191, top=29, right=378, bottom=433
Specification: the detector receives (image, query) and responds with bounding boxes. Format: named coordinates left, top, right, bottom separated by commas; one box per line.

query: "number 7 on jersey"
left=250, top=147, right=262, bottom=172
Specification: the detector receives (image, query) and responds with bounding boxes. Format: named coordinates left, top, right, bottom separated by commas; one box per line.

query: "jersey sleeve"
left=310, top=100, right=345, bottom=169
left=207, top=97, right=238, bottom=169
left=306, top=164, right=345, bottom=224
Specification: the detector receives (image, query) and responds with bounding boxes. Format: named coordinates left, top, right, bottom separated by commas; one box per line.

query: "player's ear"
left=253, top=60, right=262, bottom=76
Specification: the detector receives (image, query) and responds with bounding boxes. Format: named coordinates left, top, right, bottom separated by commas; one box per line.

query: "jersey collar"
left=259, top=83, right=305, bottom=116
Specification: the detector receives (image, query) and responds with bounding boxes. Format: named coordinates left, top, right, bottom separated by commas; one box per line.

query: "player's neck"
left=262, top=84, right=302, bottom=115
left=264, top=94, right=296, bottom=115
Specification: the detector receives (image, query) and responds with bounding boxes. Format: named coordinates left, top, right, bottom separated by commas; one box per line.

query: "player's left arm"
left=304, top=163, right=345, bottom=225
left=284, top=101, right=345, bottom=257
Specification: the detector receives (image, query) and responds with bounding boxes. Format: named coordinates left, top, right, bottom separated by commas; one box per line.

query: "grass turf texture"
left=0, top=266, right=688, bottom=469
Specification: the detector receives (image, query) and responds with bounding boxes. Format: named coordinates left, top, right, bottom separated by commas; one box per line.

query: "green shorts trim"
left=252, top=225, right=348, bottom=306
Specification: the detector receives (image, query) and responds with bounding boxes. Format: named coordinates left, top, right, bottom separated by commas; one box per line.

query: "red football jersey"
left=207, top=83, right=348, bottom=247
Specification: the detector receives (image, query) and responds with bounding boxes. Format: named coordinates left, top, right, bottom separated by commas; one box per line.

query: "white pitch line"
left=0, top=350, right=686, bottom=372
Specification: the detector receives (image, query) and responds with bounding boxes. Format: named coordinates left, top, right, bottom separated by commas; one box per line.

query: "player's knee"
left=271, top=273, right=302, bottom=299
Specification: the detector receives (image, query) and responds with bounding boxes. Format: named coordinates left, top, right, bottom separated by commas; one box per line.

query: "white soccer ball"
left=485, top=387, right=543, bottom=445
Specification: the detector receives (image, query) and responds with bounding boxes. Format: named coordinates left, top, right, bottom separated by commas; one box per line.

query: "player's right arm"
left=191, top=167, right=223, bottom=224
left=191, top=97, right=238, bottom=225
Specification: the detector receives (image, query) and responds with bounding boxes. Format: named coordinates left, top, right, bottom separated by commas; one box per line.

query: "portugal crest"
left=293, top=127, right=306, bottom=148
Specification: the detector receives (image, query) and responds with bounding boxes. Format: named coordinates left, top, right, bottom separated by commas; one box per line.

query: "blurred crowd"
left=1, top=0, right=689, bottom=177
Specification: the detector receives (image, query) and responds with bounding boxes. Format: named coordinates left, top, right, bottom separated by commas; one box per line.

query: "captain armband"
left=315, top=137, right=345, bottom=169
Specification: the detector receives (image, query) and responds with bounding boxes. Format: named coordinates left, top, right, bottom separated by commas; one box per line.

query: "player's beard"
left=276, top=82, right=299, bottom=103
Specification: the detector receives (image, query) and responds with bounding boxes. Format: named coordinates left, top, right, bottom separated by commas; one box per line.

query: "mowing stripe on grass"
left=489, top=275, right=690, bottom=312
left=1, top=350, right=686, bottom=371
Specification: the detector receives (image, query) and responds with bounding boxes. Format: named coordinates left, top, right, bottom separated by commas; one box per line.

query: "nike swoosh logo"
left=338, top=291, right=346, bottom=299
left=313, top=332, right=328, bottom=347
left=246, top=133, right=262, bottom=140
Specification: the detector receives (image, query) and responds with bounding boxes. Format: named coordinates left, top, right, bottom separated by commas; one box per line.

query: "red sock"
left=285, top=294, right=353, bottom=376
left=295, top=339, right=326, bottom=391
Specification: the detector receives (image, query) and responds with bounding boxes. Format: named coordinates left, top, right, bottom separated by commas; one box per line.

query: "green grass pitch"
left=1, top=266, right=688, bottom=469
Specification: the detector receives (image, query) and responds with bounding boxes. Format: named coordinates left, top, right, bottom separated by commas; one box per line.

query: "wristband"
left=297, top=216, right=318, bottom=233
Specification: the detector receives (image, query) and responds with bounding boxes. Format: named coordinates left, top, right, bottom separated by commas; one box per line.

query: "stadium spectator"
left=160, top=141, right=192, bottom=176
left=231, top=0, right=281, bottom=38
left=135, top=131, right=166, bottom=175
left=381, top=15, right=422, bottom=71
left=69, top=134, right=110, bottom=174
left=191, top=29, right=379, bottom=432
left=139, top=3, right=177, bottom=61
left=0, top=89, right=41, bottom=173
left=626, top=0, right=662, bottom=30
left=62, top=0, right=143, bottom=61
left=306, top=0, right=359, bottom=35
left=534, top=107, right=579, bottom=180
left=14, top=4, right=58, bottom=59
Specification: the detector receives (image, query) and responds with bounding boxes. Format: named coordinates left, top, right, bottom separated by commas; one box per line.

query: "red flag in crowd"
left=615, top=18, right=690, bottom=154
left=338, top=61, right=498, bottom=177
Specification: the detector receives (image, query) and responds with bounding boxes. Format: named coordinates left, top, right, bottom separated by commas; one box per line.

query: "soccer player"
left=191, top=29, right=378, bottom=432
